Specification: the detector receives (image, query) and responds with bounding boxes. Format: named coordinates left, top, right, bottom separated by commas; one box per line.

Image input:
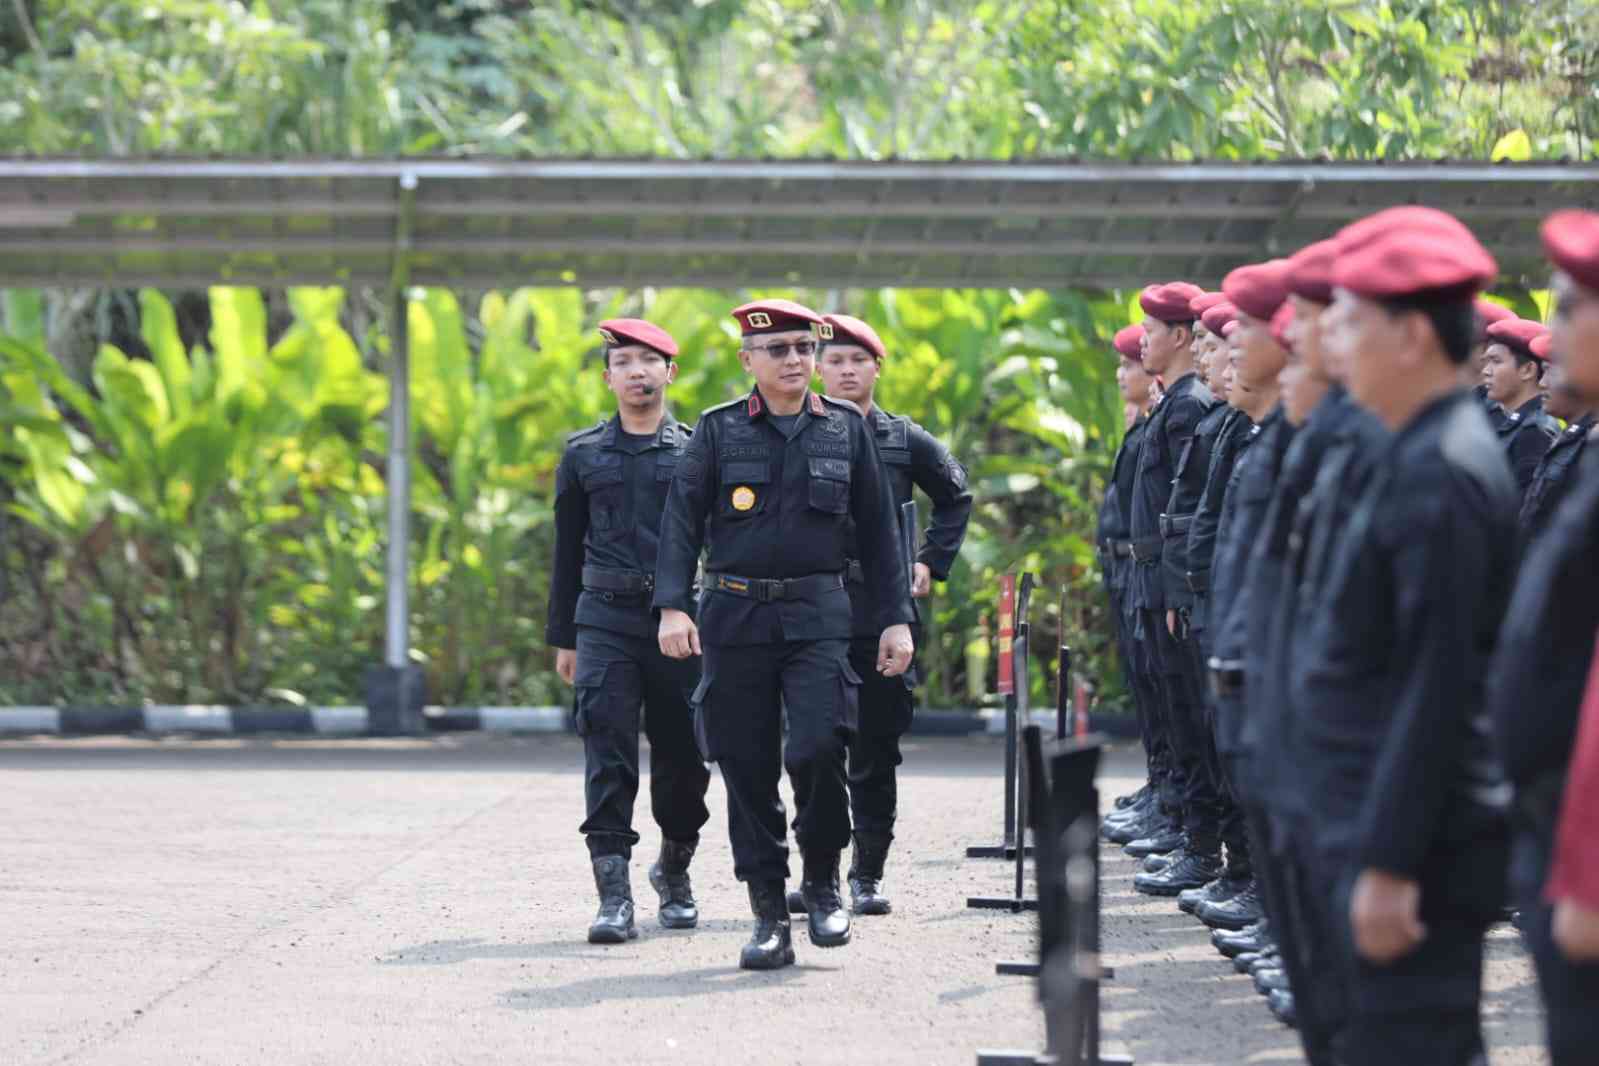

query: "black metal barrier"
left=975, top=729, right=1133, bottom=1066
left=966, top=573, right=1037, bottom=863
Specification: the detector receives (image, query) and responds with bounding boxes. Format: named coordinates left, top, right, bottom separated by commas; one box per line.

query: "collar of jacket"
left=746, top=389, right=825, bottom=419
left=597, top=412, right=679, bottom=449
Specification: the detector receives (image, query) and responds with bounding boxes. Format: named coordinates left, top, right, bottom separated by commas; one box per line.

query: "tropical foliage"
left=1, top=283, right=1133, bottom=707
left=2, top=0, right=1595, bottom=707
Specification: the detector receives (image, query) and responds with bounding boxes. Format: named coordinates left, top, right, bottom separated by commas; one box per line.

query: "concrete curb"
left=0, top=704, right=1140, bottom=739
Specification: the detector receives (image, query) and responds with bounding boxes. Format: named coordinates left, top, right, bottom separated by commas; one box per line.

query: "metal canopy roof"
left=2, top=159, right=1597, bottom=291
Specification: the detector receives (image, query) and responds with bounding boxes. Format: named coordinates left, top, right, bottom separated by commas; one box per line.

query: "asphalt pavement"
left=0, top=734, right=1548, bottom=1065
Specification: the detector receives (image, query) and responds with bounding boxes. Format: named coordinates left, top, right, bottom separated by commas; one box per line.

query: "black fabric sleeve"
left=850, top=416, right=915, bottom=633
left=905, top=422, right=973, bottom=581
left=543, top=445, right=587, bottom=649
left=651, top=413, right=717, bottom=617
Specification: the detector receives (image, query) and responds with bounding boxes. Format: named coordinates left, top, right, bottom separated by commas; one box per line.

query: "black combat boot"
left=1105, top=808, right=1167, bottom=846
left=1123, top=823, right=1186, bottom=858
left=648, top=839, right=699, bottom=930
left=1178, top=873, right=1246, bottom=915
left=587, top=855, right=637, bottom=944
left=1197, top=877, right=1264, bottom=930
left=846, top=831, right=893, bottom=916
left=1142, top=846, right=1183, bottom=873
left=1114, top=784, right=1150, bottom=810
left=799, top=850, right=852, bottom=947
left=1235, top=944, right=1279, bottom=974
left=1266, top=989, right=1298, bottom=1028
left=1212, top=919, right=1269, bottom=958
left=740, top=879, right=795, bottom=970
left=1133, top=841, right=1222, bottom=895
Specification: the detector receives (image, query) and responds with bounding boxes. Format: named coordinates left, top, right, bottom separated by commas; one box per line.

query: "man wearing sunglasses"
left=654, top=298, right=915, bottom=971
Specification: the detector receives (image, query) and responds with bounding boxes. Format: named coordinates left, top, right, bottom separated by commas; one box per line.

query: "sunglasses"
left=745, top=339, right=819, bottom=359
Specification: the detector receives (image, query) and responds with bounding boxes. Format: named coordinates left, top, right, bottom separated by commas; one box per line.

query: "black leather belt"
left=1128, top=537, right=1163, bottom=563
left=1159, top=512, right=1195, bottom=538
left=1185, top=569, right=1210, bottom=594
left=1207, top=657, right=1245, bottom=698
left=1109, top=540, right=1135, bottom=559
left=708, top=571, right=844, bottom=602
left=843, top=559, right=865, bottom=584
left=582, top=566, right=654, bottom=595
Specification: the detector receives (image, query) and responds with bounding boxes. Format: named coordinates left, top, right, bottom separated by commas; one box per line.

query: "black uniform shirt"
left=843, top=406, right=973, bottom=636
left=1476, top=383, right=1512, bottom=433
left=1161, top=400, right=1232, bottom=611
left=653, top=389, right=913, bottom=646
left=545, top=413, right=690, bottom=648
left=1292, top=392, right=1516, bottom=873
left=1517, top=413, right=1597, bottom=550
left=1099, top=415, right=1147, bottom=600
left=1206, top=409, right=1293, bottom=756
left=1184, top=408, right=1250, bottom=632
left=1490, top=448, right=1599, bottom=799
left=1497, top=394, right=1560, bottom=495
left=1244, top=390, right=1386, bottom=801
left=1128, top=371, right=1215, bottom=613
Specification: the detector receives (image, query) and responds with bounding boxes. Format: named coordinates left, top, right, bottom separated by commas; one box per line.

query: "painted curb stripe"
left=311, top=706, right=367, bottom=735
left=59, top=707, right=143, bottom=734
left=479, top=706, right=567, bottom=733
left=0, top=707, right=61, bottom=734
left=231, top=707, right=315, bottom=734
left=145, top=705, right=232, bottom=733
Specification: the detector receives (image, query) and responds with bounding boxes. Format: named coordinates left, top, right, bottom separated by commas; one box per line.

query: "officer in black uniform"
left=1123, top=282, right=1216, bottom=871
left=1519, top=346, right=1597, bottom=550
left=1162, top=267, right=1289, bottom=912
left=545, top=318, right=713, bottom=945
left=653, top=298, right=915, bottom=971
left=1099, top=325, right=1166, bottom=838
left=1489, top=209, right=1599, bottom=1066
left=1238, top=241, right=1390, bottom=1049
left=1481, top=316, right=1559, bottom=494
left=1294, top=207, right=1513, bottom=1066
left=799, top=312, right=973, bottom=916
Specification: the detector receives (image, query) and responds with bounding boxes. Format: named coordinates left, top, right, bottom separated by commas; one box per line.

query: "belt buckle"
left=754, top=579, right=777, bottom=602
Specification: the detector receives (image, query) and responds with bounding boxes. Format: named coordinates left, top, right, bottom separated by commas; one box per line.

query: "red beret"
left=1475, top=299, right=1515, bottom=328
left=1200, top=301, right=1237, bottom=335
left=821, top=313, right=886, bottom=360
left=1542, top=209, right=1599, bottom=293
left=598, top=318, right=678, bottom=359
left=1140, top=282, right=1207, bottom=323
left=1190, top=291, right=1228, bottom=318
left=1337, top=206, right=1476, bottom=256
left=1531, top=333, right=1553, bottom=361
left=1270, top=302, right=1295, bottom=348
left=1286, top=240, right=1340, bottom=304
left=1222, top=260, right=1292, bottom=321
left=1113, top=324, right=1145, bottom=361
left=1332, top=229, right=1497, bottom=300
left=1486, top=317, right=1551, bottom=361
left=731, top=299, right=824, bottom=336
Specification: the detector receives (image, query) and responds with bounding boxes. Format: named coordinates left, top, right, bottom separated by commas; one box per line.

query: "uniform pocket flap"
left=879, top=447, right=911, bottom=466
left=580, top=464, right=625, bottom=489
left=574, top=659, right=610, bottom=688
left=808, top=457, right=851, bottom=481
left=723, top=461, right=771, bottom=484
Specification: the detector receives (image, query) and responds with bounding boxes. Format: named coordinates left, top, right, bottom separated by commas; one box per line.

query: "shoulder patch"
left=701, top=397, right=745, bottom=417
left=820, top=394, right=865, bottom=416
left=566, top=419, right=607, bottom=444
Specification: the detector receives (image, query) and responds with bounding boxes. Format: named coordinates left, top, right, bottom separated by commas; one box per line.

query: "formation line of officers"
left=544, top=304, right=972, bottom=970
left=1097, top=205, right=1599, bottom=1066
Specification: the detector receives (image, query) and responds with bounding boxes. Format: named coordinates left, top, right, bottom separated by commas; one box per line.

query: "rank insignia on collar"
left=731, top=486, right=757, bottom=511
left=746, top=311, right=772, bottom=329
left=809, top=392, right=827, bottom=417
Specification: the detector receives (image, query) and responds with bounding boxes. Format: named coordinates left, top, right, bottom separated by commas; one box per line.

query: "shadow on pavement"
left=499, top=962, right=823, bottom=1010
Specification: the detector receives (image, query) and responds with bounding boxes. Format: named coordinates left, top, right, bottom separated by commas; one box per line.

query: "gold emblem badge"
left=598, top=327, right=618, bottom=344
left=817, top=322, right=834, bottom=340
left=731, top=486, right=757, bottom=511
left=746, top=311, right=772, bottom=329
